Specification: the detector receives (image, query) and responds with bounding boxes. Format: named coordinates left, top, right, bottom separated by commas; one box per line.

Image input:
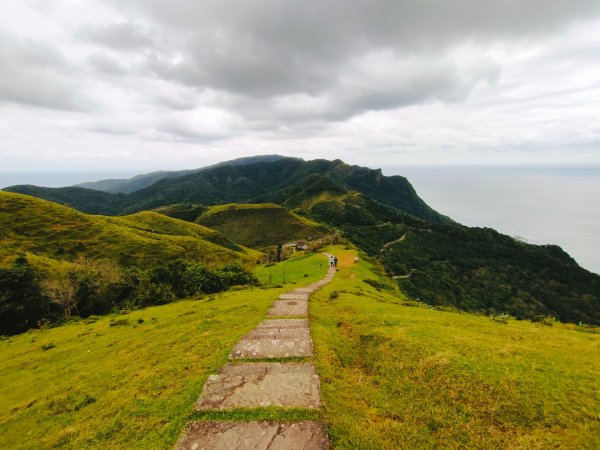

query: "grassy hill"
left=0, top=192, right=260, bottom=335
left=195, top=203, right=330, bottom=248
left=2, top=185, right=125, bottom=215
left=0, top=192, right=254, bottom=269
left=0, top=246, right=597, bottom=449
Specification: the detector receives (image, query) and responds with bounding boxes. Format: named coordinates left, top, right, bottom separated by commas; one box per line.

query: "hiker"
left=354, top=257, right=359, bottom=263
left=334, top=256, right=338, bottom=268
left=329, top=255, right=335, bottom=267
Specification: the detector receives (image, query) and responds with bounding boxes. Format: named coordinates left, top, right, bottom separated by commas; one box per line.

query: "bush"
left=364, top=278, right=391, bottom=291
left=185, top=263, right=256, bottom=295
left=0, top=258, right=48, bottom=335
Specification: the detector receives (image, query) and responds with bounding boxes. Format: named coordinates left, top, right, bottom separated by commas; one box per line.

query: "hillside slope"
left=305, top=193, right=600, bottom=324
left=0, top=192, right=254, bottom=269
left=195, top=203, right=330, bottom=248
left=312, top=246, right=600, bottom=448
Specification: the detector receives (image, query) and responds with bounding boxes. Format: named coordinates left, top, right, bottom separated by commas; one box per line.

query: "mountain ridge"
left=73, top=155, right=289, bottom=194
left=5, top=157, right=449, bottom=224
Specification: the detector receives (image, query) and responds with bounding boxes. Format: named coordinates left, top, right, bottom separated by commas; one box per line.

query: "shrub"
left=364, top=278, right=391, bottom=291
left=0, top=258, right=48, bottom=335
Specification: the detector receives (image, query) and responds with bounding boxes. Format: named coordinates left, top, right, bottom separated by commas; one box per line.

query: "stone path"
left=173, top=254, right=336, bottom=450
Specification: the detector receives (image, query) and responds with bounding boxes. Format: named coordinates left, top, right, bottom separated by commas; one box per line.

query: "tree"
left=41, top=277, right=78, bottom=319
left=0, top=258, right=47, bottom=335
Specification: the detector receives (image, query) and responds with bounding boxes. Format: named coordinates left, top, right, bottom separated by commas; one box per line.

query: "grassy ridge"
left=0, top=192, right=257, bottom=270
left=196, top=203, right=329, bottom=249
left=0, top=252, right=329, bottom=449
left=312, top=246, right=600, bottom=448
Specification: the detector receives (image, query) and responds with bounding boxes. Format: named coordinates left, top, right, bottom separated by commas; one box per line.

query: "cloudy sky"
left=1, top=0, right=600, bottom=171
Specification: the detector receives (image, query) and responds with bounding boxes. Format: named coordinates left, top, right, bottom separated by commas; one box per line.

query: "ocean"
left=2, top=166, right=599, bottom=275
left=382, top=165, right=600, bottom=275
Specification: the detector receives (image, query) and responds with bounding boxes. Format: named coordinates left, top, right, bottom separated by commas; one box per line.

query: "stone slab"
left=290, top=287, right=316, bottom=294
left=256, top=318, right=309, bottom=329
left=230, top=320, right=312, bottom=359
left=246, top=320, right=309, bottom=338
left=278, top=293, right=309, bottom=300
left=267, top=300, right=308, bottom=317
left=195, top=363, right=322, bottom=410
left=173, top=421, right=330, bottom=450
left=229, top=337, right=312, bottom=359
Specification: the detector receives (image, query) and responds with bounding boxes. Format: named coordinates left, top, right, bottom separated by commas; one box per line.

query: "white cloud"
left=0, top=0, right=599, bottom=170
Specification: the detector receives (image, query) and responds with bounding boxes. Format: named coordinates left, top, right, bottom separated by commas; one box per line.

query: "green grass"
left=3, top=244, right=598, bottom=449
left=254, top=251, right=329, bottom=285
left=0, top=192, right=258, bottom=272
left=0, top=287, right=286, bottom=449
left=196, top=203, right=330, bottom=248
left=0, top=251, right=329, bottom=449
left=311, top=246, right=600, bottom=449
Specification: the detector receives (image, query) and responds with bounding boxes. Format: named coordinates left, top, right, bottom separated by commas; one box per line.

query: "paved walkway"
left=173, top=254, right=336, bottom=450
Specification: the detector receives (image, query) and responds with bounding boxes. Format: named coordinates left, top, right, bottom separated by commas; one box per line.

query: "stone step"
left=268, top=300, right=308, bottom=317
left=195, top=363, right=322, bottom=410
left=256, top=318, right=309, bottom=329
left=289, top=287, right=316, bottom=294
left=230, top=321, right=312, bottom=359
left=174, top=421, right=330, bottom=450
left=278, top=293, right=309, bottom=300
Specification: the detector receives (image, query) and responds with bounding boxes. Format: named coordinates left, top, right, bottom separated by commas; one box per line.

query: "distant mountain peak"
left=73, top=154, right=291, bottom=194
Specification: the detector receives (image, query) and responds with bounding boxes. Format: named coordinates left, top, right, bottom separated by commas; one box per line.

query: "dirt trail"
left=380, top=233, right=407, bottom=252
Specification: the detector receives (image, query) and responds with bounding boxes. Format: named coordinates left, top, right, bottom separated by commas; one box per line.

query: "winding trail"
left=380, top=232, right=407, bottom=252
left=173, top=253, right=335, bottom=449
left=393, top=268, right=416, bottom=279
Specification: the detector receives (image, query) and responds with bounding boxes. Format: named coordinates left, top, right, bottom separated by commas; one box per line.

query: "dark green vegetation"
left=0, top=192, right=259, bottom=335
left=3, top=156, right=599, bottom=324
left=5, top=157, right=448, bottom=223
left=74, top=155, right=286, bottom=194
left=304, top=191, right=600, bottom=324
left=153, top=203, right=208, bottom=222
left=195, top=203, right=329, bottom=248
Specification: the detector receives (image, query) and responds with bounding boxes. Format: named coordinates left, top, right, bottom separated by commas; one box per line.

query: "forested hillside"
left=5, top=157, right=449, bottom=224
left=303, top=192, right=600, bottom=324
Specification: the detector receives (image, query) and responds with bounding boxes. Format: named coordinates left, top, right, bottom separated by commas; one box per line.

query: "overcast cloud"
left=1, top=0, right=599, bottom=170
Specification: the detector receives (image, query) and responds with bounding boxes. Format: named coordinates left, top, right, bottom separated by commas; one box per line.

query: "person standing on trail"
left=334, top=256, right=338, bottom=268
left=329, top=255, right=335, bottom=267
